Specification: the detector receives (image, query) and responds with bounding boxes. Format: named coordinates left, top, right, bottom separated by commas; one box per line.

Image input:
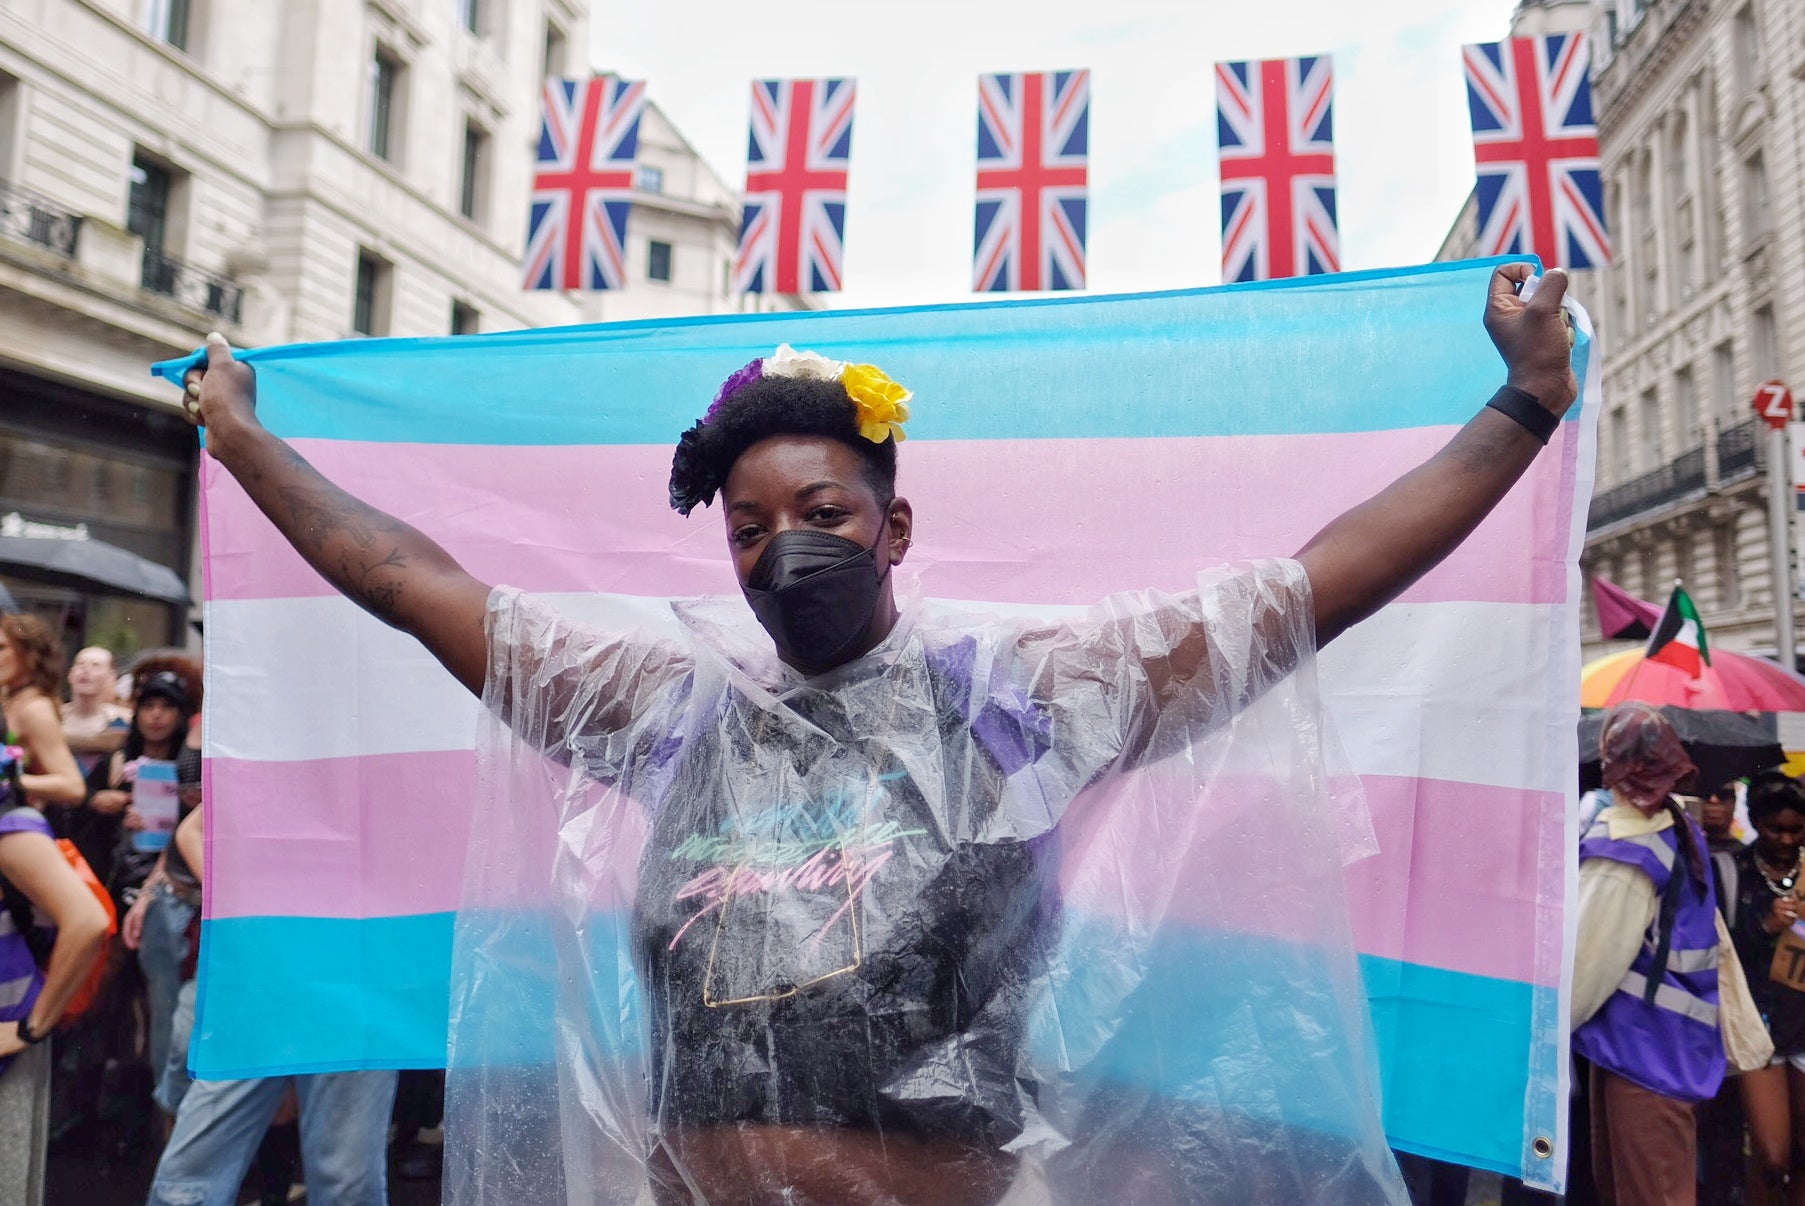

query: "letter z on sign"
left=1755, top=380, right=1795, bottom=430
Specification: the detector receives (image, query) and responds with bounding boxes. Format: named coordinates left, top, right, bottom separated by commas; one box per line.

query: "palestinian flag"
left=1646, top=585, right=1711, bottom=677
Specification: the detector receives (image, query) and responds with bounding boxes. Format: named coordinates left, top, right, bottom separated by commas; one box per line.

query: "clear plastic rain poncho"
left=444, top=559, right=1405, bottom=1205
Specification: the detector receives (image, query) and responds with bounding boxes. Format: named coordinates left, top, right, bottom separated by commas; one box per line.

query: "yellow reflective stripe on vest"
left=1618, top=970, right=1718, bottom=1027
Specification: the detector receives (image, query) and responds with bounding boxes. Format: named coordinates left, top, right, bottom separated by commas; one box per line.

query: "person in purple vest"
left=1573, top=703, right=1772, bottom=1206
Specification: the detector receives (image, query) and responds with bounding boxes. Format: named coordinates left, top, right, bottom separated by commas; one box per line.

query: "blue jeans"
left=147, top=1070, right=398, bottom=1206
left=154, top=978, right=197, bottom=1114
left=137, top=884, right=197, bottom=1090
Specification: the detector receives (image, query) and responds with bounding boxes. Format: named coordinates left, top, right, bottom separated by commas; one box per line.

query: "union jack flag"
left=1216, top=56, right=1339, bottom=283
left=521, top=76, right=646, bottom=291
left=733, top=79, right=855, bottom=294
left=973, top=70, right=1089, bottom=292
left=1463, top=33, right=1609, bottom=268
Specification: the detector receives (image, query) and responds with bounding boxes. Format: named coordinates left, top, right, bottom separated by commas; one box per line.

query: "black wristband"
left=15, top=1013, right=46, bottom=1045
left=1485, top=384, right=1560, bottom=445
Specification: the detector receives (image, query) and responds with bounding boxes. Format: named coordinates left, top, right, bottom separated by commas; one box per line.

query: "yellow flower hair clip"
left=840, top=362, right=911, bottom=444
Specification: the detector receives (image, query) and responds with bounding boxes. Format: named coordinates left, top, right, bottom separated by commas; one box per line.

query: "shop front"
left=0, top=365, right=196, bottom=661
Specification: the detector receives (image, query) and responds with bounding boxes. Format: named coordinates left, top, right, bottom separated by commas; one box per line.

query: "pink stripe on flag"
left=203, top=427, right=1576, bottom=606
left=1054, top=770, right=1559, bottom=987
left=207, top=749, right=1557, bottom=987
left=1342, top=775, right=1563, bottom=987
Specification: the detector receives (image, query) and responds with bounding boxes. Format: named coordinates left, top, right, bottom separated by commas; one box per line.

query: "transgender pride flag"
left=162, top=258, right=1594, bottom=1189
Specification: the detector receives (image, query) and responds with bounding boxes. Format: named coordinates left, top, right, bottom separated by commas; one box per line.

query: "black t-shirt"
left=633, top=657, right=1053, bottom=1146
left=50, top=754, right=123, bottom=890
left=1731, top=844, right=1805, bottom=1054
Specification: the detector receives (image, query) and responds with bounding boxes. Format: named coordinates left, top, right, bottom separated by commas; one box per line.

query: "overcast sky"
left=592, top=0, right=1520, bottom=309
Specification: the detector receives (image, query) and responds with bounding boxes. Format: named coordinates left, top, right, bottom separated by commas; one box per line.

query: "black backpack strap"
left=1644, top=857, right=1687, bottom=1005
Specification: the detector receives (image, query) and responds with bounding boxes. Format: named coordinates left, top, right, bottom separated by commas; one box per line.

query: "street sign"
left=1756, top=379, right=1794, bottom=429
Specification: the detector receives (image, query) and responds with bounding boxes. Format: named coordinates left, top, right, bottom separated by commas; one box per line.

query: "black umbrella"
left=0, top=515, right=189, bottom=605
left=1579, top=706, right=1786, bottom=794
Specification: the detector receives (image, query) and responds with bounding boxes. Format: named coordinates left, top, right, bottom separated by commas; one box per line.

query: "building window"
left=1668, top=115, right=1695, bottom=301
left=0, top=72, right=21, bottom=181
left=636, top=165, right=664, bottom=194
left=1609, top=405, right=1629, bottom=483
left=542, top=22, right=567, bottom=79
left=128, top=157, right=172, bottom=259
left=128, top=153, right=184, bottom=296
left=142, top=0, right=191, bottom=51
left=1631, top=152, right=1653, bottom=232
left=1638, top=387, right=1663, bottom=471
left=451, top=300, right=480, bottom=335
left=648, top=240, right=673, bottom=282
left=1754, top=305, right=1781, bottom=381
left=459, top=120, right=489, bottom=223
left=1716, top=525, right=1741, bottom=609
left=1603, top=8, right=1619, bottom=47
left=1634, top=152, right=1659, bottom=318
left=458, top=0, right=481, bottom=35
left=1713, top=341, right=1737, bottom=424
left=352, top=249, right=391, bottom=337
left=1743, top=152, right=1771, bottom=240
left=1675, top=366, right=1697, bottom=441
left=368, top=47, right=403, bottom=163
left=1734, top=5, right=1762, bottom=84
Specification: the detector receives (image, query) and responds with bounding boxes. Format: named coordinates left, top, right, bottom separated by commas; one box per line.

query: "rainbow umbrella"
left=1581, top=647, right=1805, bottom=712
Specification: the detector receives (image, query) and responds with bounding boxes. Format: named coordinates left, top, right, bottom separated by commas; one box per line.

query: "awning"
left=0, top=512, right=189, bottom=605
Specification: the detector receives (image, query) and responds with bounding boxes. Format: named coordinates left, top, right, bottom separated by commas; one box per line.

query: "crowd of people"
left=0, top=613, right=443, bottom=1205
left=1522, top=704, right=1805, bottom=1206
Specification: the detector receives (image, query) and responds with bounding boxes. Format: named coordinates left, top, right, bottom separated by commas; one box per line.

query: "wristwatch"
left=15, top=1013, right=47, bottom=1045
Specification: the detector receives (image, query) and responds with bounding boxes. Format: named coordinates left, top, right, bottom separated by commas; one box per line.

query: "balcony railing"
left=1717, top=417, right=1767, bottom=480
left=140, top=247, right=242, bottom=323
left=1588, top=445, right=1707, bottom=530
left=0, top=179, right=81, bottom=258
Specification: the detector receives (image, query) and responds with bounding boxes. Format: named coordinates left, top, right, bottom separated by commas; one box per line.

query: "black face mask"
left=743, top=525, right=889, bottom=673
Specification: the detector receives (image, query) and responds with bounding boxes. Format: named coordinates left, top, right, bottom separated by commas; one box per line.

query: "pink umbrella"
left=1598, top=647, right=1805, bottom=712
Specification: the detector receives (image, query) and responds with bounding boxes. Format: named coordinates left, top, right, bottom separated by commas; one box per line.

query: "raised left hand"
left=1483, top=263, right=1578, bottom=415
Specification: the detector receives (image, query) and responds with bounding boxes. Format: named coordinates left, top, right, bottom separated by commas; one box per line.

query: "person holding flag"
left=177, top=264, right=1576, bottom=1204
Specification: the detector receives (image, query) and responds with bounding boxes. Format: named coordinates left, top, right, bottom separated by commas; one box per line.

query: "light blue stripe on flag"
left=155, top=259, right=1578, bottom=447
left=195, top=914, right=1543, bottom=1178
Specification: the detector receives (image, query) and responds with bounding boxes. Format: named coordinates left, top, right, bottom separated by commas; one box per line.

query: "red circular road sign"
left=1755, top=379, right=1795, bottom=429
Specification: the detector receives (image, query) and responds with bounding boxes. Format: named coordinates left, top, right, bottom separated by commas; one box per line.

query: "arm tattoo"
left=269, top=473, right=418, bottom=624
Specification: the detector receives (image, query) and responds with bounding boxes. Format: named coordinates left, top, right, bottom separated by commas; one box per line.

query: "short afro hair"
left=1748, top=770, right=1805, bottom=822
left=669, top=375, right=898, bottom=516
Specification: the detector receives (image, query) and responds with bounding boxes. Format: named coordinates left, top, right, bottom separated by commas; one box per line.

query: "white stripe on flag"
left=208, top=592, right=1566, bottom=794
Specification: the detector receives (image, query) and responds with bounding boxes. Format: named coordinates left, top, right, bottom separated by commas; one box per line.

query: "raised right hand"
left=181, top=332, right=259, bottom=441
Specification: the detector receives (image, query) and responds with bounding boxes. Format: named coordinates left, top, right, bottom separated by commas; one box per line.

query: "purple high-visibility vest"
left=1572, top=808, right=1726, bottom=1103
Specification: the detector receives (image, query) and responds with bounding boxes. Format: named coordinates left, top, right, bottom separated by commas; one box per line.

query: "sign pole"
left=1757, top=379, right=1797, bottom=670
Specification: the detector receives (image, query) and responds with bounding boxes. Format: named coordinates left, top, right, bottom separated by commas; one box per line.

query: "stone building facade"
left=0, top=1, right=807, bottom=655
left=1440, top=0, right=1805, bottom=664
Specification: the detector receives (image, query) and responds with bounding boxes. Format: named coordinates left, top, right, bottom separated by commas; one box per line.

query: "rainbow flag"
left=160, top=257, right=1593, bottom=1189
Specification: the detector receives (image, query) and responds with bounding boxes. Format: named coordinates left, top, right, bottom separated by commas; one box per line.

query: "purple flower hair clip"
left=705, top=358, right=764, bottom=423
